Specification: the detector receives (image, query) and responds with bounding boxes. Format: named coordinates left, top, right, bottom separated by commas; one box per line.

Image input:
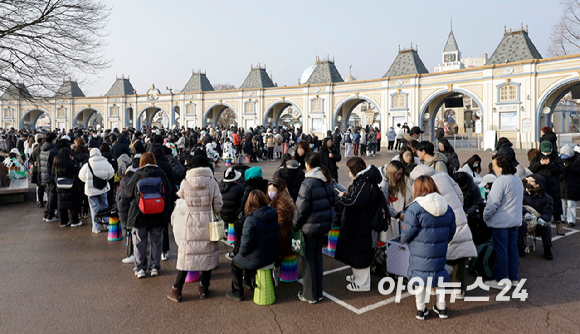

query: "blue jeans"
left=492, top=227, right=519, bottom=282
left=88, top=193, right=108, bottom=233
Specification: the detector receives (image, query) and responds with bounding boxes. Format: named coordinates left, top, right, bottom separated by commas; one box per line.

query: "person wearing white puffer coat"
left=409, top=164, right=477, bottom=299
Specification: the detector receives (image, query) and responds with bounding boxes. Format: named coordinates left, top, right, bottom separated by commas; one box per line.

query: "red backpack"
left=136, top=177, right=165, bottom=215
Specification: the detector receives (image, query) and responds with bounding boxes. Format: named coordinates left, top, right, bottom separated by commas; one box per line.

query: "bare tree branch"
left=0, top=0, right=111, bottom=100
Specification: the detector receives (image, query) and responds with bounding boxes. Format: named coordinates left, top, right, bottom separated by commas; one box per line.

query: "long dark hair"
left=52, top=148, right=73, bottom=175
left=496, top=137, right=511, bottom=151
left=244, top=190, right=269, bottom=215
left=294, top=140, right=311, bottom=158
left=321, top=137, right=333, bottom=152
left=398, top=147, right=415, bottom=166
left=439, top=138, right=454, bottom=153
left=305, top=152, right=332, bottom=185
left=462, top=154, right=482, bottom=174
left=278, top=153, right=292, bottom=177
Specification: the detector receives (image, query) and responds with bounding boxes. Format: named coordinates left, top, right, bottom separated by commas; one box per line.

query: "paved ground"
left=2, top=150, right=580, bottom=333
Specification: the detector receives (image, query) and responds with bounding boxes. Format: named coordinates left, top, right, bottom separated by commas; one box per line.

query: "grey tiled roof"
left=383, top=49, right=429, bottom=78
left=1, top=83, right=31, bottom=99
left=54, top=81, right=85, bottom=98
left=304, top=61, right=344, bottom=84
left=443, top=31, right=459, bottom=53
left=181, top=72, right=214, bottom=92
left=239, top=67, right=275, bottom=89
left=105, top=78, right=136, bottom=96
left=487, top=30, right=543, bottom=65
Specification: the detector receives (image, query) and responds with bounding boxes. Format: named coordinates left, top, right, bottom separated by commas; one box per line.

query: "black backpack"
left=468, top=240, right=496, bottom=279
left=370, top=184, right=390, bottom=232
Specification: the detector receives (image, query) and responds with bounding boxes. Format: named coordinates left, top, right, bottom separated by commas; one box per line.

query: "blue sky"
left=87, top=0, right=563, bottom=96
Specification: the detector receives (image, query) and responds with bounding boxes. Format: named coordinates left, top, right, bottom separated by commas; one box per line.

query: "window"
left=4, top=108, right=13, bottom=118
left=245, top=102, right=254, bottom=114
left=499, top=85, right=517, bottom=101
left=186, top=103, right=195, bottom=115
left=393, top=94, right=406, bottom=108
left=110, top=105, right=119, bottom=117
left=312, top=99, right=322, bottom=112
left=57, top=107, right=66, bottom=118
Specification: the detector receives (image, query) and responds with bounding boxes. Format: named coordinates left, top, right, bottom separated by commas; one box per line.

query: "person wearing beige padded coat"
left=167, top=162, right=223, bottom=303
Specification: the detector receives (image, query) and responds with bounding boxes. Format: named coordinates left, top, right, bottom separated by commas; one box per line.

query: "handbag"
left=291, top=228, right=306, bottom=257
left=209, top=184, right=226, bottom=241
left=56, top=177, right=74, bottom=189
left=87, top=162, right=108, bottom=190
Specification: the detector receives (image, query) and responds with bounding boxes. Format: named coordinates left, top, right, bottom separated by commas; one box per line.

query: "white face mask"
left=473, top=163, right=479, bottom=167
left=92, top=134, right=97, bottom=138
left=268, top=191, right=277, bottom=200
left=542, top=151, right=550, bottom=156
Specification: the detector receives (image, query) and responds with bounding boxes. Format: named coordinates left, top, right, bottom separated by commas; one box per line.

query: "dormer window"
left=500, top=85, right=517, bottom=101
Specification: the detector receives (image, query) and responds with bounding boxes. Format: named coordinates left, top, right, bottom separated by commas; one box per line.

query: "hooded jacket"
left=529, top=150, right=564, bottom=218
left=523, top=174, right=554, bottom=223
left=293, top=167, right=334, bottom=237
left=117, top=153, right=132, bottom=176
left=112, top=135, right=131, bottom=160
left=115, top=175, right=132, bottom=226
left=458, top=163, right=483, bottom=185
left=561, top=153, right=580, bottom=201
left=147, top=143, right=177, bottom=191
left=233, top=206, right=279, bottom=270
left=400, top=192, right=456, bottom=286
left=125, top=164, right=173, bottom=229
left=78, top=148, right=115, bottom=196
left=461, top=175, right=484, bottom=217
left=378, top=164, right=414, bottom=239
left=442, top=150, right=460, bottom=176
left=39, top=141, right=59, bottom=183
left=319, top=146, right=341, bottom=182
left=274, top=163, right=305, bottom=203
left=422, top=152, right=448, bottom=174
left=174, top=167, right=223, bottom=272
left=386, top=128, right=397, bottom=141
left=410, top=164, right=476, bottom=260
left=483, top=173, right=524, bottom=229
left=219, top=180, right=245, bottom=224
left=335, top=165, right=382, bottom=269
left=496, top=142, right=519, bottom=167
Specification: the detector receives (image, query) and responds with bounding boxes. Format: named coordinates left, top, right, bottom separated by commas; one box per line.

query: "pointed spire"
left=451, top=17, right=453, bottom=32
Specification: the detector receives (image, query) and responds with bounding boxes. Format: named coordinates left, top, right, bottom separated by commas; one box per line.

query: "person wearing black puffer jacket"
left=219, top=167, right=245, bottom=230
left=521, top=174, right=554, bottom=260
left=335, top=158, right=381, bottom=292
left=53, top=148, right=82, bottom=227
left=226, top=190, right=279, bottom=302
left=273, top=154, right=305, bottom=203
left=112, top=134, right=131, bottom=160
left=40, top=132, right=60, bottom=222
left=293, top=153, right=334, bottom=304
left=559, top=145, right=580, bottom=228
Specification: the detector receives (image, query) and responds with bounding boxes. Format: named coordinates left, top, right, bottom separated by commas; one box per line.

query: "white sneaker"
left=121, top=255, right=135, bottom=264
left=71, top=222, right=82, bottom=227
left=346, top=275, right=355, bottom=283
left=484, top=279, right=509, bottom=290
left=136, top=269, right=146, bottom=279
left=92, top=230, right=101, bottom=234
left=454, top=289, right=465, bottom=300
left=150, top=268, right=159, bottom=277
left=161, top=252, right=169, bottom=261
left=346, top=282, right=370, bottom=292
left=511, top=280, right=520, bottom=286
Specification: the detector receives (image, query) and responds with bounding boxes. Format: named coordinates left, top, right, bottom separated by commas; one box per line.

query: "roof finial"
left=398, top=45, right=400, bottom=52
left=349, top=65, right=352, bottom=75
left=504, top=25, right=506, bottom=33
left=411, top=43, right=413, bottom=50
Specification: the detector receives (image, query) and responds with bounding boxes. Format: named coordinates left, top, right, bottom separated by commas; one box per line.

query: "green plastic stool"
left=253, top=263, right=276, bottom=305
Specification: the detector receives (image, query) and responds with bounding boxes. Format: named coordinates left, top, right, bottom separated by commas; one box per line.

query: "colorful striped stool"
left=326, top=227, right=340, bottom=256
left=227, top=223, right=237, bottom=244
left=107, top=217, right=123, bottom=241
left=185, top=271, right=200, bottom=283
left=279, top=255, right=298, bottom=282
left=225, top=158, right=232, bottom=166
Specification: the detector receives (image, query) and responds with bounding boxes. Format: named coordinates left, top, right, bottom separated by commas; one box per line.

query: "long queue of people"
left=1, top=122, right=577, bottom=321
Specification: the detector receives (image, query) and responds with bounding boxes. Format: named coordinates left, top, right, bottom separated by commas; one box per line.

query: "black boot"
left=167, top=288, right=182, bottom=303
left=544, top=247, right=553, bottom=260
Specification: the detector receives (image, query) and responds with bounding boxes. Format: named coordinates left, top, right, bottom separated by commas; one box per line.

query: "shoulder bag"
left=209, top=182, right=226, bottom=241
left=88, top=162, right=108, bottom=190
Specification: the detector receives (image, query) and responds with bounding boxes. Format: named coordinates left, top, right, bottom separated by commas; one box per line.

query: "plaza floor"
left=1, top=151, right=579, bottom=333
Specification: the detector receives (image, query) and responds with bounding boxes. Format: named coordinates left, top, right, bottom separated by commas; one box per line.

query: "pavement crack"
left=267, top=306, right=283, bottom=334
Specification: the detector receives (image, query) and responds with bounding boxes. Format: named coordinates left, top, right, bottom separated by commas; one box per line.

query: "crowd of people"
left=0, top=121, right=577, bottom=320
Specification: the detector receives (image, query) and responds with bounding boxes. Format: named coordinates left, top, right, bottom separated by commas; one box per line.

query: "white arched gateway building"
left=2, top=27, right=580, bottom=149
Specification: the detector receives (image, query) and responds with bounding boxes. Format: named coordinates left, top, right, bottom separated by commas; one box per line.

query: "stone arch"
left=332, top=94, right=381, bottom=131
left=263, top=99, right=304, bottom=129
left=203, top=102, right=238, bottom=127
left=535, top=76, right=580, bottom=142
left=73, top=107, right=105, bottom=129
left=20, top=107, right=52, bottom=129
left=136, top=104, right=169, bottom=129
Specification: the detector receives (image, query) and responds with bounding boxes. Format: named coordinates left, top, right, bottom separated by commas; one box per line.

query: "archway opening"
left=421, top=91, right=483, bottom=148
left=21, top=109, right=51, bottom=130
left=264, top=103, right=302, bottom=131
left=204, top=104, right=237, bottom=128
left=137, top=107, right=168, bottom=129
left=174, top=106, right=181, bottom=129
left=74, top=108, right=103, bottom=130
left=126, top=107, right=134, bottom=128
left=538, top=81, right=580, bottom=143
left=334, top=98, right=380, bottom=133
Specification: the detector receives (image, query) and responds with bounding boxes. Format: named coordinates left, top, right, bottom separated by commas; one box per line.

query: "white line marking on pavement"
left=322, top=291, right=362, bottom=314
left=354, top=292, right=412, bottom=314
left=323, top=266, right=351, bottom=276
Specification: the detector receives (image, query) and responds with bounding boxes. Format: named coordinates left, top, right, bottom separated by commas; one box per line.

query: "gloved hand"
left=524, top=213, right=533, bottom=221
left=537, top=218, right=548, bottom=226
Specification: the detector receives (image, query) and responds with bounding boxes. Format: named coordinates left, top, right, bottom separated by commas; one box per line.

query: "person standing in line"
left=52, top=148, right=82, bottom=228
left=483, top=154, right=524, bottom=290
left=360, top=128, right=367, bottom=157
left=386, top=126, right=396, bottom=153
left=375, top=127, right=382, bottom=152
left=400, top=175, right=456, bottom=320
left=78, top=147, right=115, bottom=233
left=352, top=128, right=361, bottom=156
left=343, top=128, right=353, bottom=158
left=395, top=124, right=403, bottom=151
left=336, top=157, right=382, bottom=292
left=559, top=145, right=580, bottom=228
left=319, top=137, right=341, bottom=182
left=168, top=156, right=222, bottom=302
left=293, top=153, right=334, bottom=303
left=368, top=128, right=378, bottom=156
left=39, top=132, right=61, bottom=222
